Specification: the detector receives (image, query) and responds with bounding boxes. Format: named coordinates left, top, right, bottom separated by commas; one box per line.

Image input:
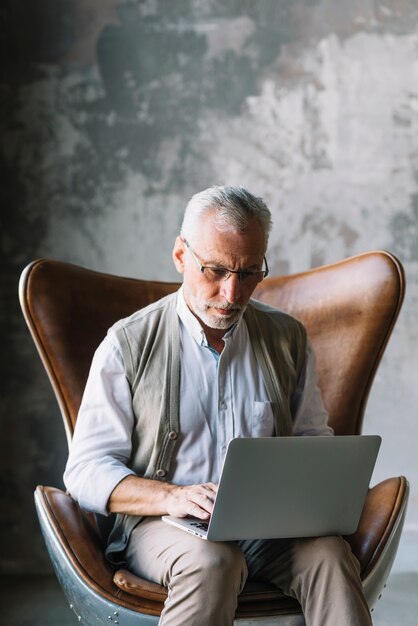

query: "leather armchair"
left=20, top=251, right=409, bottom=625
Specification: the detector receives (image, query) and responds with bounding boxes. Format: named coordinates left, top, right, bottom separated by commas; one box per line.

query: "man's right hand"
left=166, top=482, right=217, bottom=519
left=107, top=475, right=217, bottom=519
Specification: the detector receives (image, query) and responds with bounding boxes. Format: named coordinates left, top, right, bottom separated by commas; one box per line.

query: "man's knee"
left=177, top=540, right=248, bottom=584
left=316, top=536, right=358, bottom=568
left=294, top=535, right=360, bottom=580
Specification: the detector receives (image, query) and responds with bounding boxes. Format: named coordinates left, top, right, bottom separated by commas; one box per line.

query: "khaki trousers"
left=125, top=517, right=372, bottom=626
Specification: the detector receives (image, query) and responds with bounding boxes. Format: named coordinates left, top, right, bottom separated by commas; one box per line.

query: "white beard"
left=190, top=298, right=245, bottom=330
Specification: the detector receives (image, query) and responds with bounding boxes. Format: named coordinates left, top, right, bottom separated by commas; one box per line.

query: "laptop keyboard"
left=190, top=521, right=209, bottom=531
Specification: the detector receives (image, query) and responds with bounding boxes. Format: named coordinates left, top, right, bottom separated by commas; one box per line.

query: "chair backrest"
left=19, top=252, right=404, bottom=445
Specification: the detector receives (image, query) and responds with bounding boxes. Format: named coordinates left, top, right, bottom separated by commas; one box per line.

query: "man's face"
left=172, top=211, right=266, bottom=331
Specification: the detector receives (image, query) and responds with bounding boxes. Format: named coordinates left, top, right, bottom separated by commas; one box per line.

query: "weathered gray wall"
left=2, top=0, right=417, bottom=574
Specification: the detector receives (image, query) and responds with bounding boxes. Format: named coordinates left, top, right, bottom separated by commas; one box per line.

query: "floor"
left=2, top=531, right=417, bottom=625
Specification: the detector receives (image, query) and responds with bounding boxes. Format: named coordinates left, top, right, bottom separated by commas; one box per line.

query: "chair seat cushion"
left=113, top=569, right=302, bottom=617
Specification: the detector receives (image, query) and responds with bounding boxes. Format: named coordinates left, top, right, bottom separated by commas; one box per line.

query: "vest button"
left=155, top=468, right=166, bottom=478
left=168, top=431, right=178, bottom=440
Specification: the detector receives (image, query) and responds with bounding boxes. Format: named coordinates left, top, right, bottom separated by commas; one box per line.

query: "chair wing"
left=19, top=258, right=180, bottom=445
left=254, top=251, right=405, bottom=434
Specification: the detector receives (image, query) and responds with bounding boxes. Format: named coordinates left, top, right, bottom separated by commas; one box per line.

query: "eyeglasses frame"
left=180, top=237, right=269, bottom=283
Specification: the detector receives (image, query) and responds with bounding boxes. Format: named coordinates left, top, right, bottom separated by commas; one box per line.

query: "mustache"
left=205, top=301, right=244, bottom=311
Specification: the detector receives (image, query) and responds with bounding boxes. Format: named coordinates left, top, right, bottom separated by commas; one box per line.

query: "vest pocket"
left=252, top=401, right=275, bottom=437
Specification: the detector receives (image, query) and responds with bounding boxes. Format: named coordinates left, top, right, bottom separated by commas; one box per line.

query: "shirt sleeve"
left=291, top=338, right=334, bottom=436
left=63, top=332, right=136, bottom=515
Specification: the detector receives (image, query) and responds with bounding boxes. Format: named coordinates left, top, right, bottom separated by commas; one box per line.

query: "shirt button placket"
left=217, top=356, right=229, bottom=465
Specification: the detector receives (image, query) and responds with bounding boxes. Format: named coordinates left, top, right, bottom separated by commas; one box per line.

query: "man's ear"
left=172, top=236, right=185, bottom=274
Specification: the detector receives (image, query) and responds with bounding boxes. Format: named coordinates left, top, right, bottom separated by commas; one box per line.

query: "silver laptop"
left=162, top=435, right=381, bottom=541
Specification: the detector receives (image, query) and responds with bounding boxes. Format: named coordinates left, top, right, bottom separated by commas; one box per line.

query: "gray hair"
left=180, top=185, right=272, bottom=248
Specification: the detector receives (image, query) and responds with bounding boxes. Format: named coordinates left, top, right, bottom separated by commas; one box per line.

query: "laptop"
left=162, top=435, right=381, bottom=541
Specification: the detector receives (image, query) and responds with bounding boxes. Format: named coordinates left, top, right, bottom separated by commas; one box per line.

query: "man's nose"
left=220, top=273, right=241, bottom=303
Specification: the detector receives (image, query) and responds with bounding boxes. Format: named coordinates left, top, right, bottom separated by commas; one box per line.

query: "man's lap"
left=124, top=516, right=357, bottom=596
left=125, top=516, right=248, bottom=587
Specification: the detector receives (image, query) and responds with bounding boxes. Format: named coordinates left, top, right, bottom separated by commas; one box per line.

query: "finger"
left=191, top=492, right=215, bottom=513
left=186, top=502, right=211, bottom=520
left=202, top=482, right=218, bottom=494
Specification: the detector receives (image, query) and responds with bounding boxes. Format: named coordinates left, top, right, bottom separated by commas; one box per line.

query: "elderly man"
left=64, top=186, right=372, bottom=626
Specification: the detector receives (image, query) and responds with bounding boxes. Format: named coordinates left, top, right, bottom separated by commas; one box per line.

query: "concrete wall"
left=2, top=0, right=417, bottom=573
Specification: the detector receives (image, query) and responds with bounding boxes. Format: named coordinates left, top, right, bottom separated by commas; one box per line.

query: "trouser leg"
left=240, top=535, right=372, bottom=626
left=125, top=517, right=248, bottom=626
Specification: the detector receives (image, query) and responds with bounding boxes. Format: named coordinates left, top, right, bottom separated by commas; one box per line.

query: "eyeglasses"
left=181, top=237, right=269, bottom=284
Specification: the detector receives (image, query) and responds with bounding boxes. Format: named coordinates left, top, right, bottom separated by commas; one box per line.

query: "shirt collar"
left=176, top=286, right=242, bottom=347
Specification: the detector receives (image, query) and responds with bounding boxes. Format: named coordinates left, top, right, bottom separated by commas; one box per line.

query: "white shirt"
left=64, top=289, right=332, bottom=515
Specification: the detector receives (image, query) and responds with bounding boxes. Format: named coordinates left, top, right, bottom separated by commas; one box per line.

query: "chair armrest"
left=35, top=485, right=117, bottom=591
left=34, top=485, right=166, bottom=614
left=344, top=476, right=408, bottom=578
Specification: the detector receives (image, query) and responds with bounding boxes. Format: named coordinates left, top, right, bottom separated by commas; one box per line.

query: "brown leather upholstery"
left=22, top=251, right=406, bottom=620
left=253, top=251, right=404, bottom=434
left=20, top=259, right=179, bottom=443
left=346, top=477, right=408, bottom=577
